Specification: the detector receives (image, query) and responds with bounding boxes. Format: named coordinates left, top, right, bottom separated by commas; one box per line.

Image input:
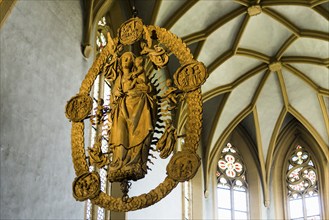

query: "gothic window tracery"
left=286, top=145, right=321, bottom=220
left=217, top=143, right=249, bottom=220
left=96, top=16, right=109, bottom=54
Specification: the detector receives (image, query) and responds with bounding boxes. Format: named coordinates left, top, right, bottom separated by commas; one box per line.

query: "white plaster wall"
left=0, top=1, right=92, bottom=218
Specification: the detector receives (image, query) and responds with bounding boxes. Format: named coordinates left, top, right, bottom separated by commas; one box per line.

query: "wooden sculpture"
left=65, top=17, right=208, bottom=211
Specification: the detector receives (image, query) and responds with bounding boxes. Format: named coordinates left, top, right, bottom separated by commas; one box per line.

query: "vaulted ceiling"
left=130, top=0, right=329, bottom=168
left=85, top=0, right=329, bottom=188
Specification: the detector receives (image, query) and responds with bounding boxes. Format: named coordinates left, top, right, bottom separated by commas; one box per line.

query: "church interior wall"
left=0, top=1, right=92, bottom=218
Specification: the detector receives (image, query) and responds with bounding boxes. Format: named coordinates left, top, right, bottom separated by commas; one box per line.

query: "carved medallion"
left=167, top=151, right=201, bottom=182
left=73, top=172, right=101, bottom=201
left=173, top=61, right=207, bottom=92
left=65, top=94, right=93, bottom=122
left=118, top=17, right=144, bottom=45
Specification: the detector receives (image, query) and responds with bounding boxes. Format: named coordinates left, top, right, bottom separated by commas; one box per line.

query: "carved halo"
left=67, top=18, right=207, bottom=212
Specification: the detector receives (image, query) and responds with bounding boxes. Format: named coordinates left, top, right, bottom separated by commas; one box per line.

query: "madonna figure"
left=106, top=52, right=156, bottom=182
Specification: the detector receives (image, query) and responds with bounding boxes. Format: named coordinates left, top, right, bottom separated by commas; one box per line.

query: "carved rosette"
left=66, top=17, right=208, bottom=211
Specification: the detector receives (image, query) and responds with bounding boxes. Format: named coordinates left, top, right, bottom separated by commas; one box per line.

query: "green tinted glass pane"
left=290, top=199, right=303, bottom=219
left=305, top=197, right=320, bottom=216
left=234, top=211, right=247, bottom=220
left=233, top=190, right=247, bottom=211
left=218, top=208, right=231, bottom=220
left=218, top=188, right=231, bottom=209
left=306, top=215, right=320, bottom=220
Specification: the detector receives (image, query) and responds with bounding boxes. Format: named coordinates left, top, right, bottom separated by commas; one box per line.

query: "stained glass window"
left=217, top=143, right=249, bottom=220
left=96, top=16, right=110, bottom=54
left=286, top=145, right=321, bottom=220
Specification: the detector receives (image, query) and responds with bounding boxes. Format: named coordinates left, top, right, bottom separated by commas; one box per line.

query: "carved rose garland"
left=65, top=17, right=208, bottom=211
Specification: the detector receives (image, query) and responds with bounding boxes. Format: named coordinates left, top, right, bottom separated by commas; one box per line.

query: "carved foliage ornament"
left=65, top=17, right=208, bottom=212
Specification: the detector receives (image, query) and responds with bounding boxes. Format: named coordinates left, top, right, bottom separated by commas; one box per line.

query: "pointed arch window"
left=217, top=143, right=249, bottom=220
left=85, top=16, right=112, bottom=220
left=286, top=145, right=321, bottom=219
left=96, top=16, right=109, bottom=55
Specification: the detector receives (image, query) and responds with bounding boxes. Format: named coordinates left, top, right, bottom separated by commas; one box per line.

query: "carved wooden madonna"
left=65, top=17, right=208, bottom=211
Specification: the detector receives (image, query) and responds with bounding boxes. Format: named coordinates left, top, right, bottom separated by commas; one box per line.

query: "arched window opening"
left=96, top=16, right=109, bottom=55
left=217, top=143, right=249, bottom=220
left=85, top=15, right=112, bottom=220
left=286, top=145, right=321, bottom=220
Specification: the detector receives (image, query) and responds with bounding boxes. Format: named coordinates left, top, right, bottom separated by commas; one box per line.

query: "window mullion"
left=231, top=187, right=234, bottom=220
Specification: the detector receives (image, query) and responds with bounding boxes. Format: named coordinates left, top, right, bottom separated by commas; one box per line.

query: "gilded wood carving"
left=65, top=17, right=208, bottom=211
